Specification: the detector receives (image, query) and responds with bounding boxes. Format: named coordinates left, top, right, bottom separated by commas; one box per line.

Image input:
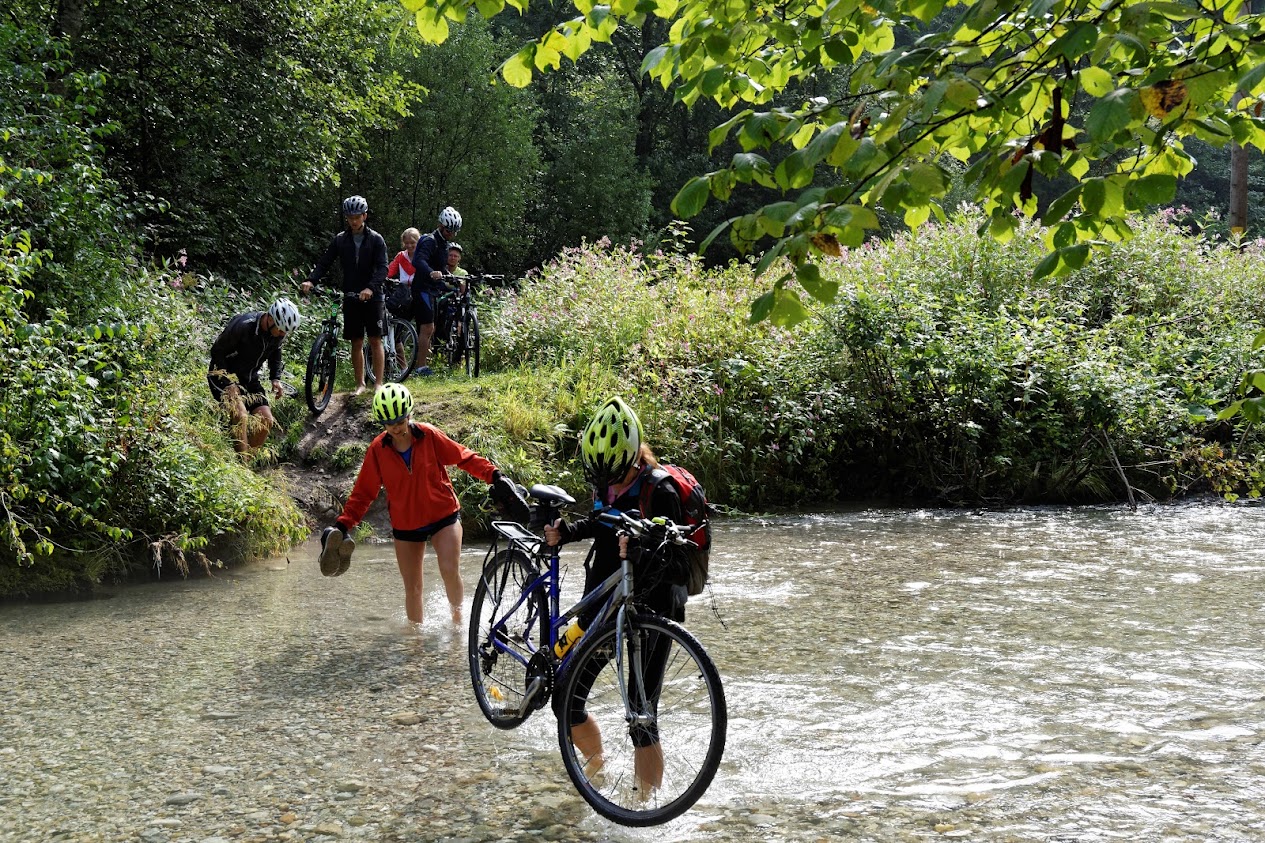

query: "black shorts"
left=392, top=510, right=460, bottom=543
left=207, top=372, right=268, bottom=412
left=413, top=290, right=435, bottom=325
left=343, top=297, right=384, bottom=340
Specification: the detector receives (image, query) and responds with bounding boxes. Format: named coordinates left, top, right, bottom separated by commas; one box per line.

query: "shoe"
left=336, top=535, right=354, bottom=575
left=417, top=366, right=433, bottom=377
left=318, top=527, right=356, bottom=577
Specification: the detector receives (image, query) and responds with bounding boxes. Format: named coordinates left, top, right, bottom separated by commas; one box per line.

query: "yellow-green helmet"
left=580, top=396, right=643, bottom=487
left=373, top=383, right=413, bottom=425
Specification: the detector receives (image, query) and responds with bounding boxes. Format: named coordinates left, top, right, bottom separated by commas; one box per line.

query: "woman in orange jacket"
left=319, top=383, right=528, bottom=625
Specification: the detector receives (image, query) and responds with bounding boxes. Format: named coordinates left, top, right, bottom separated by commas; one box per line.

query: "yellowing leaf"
left=1140, top=80, right=1187, bottom=119
left=811, top=232, right=842, bottom=256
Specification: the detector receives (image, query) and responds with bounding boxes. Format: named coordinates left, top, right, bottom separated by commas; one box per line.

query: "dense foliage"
left=481, top=214, right=1265, bottom=507
left=0, top=23, right=305, bottom=596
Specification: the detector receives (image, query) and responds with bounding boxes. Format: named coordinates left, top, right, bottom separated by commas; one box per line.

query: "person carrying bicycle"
left=544, top=396, right=690, bottom=793
left=207, top=298, right=301, bottom=453
left=409, top=206, right=462, bottom=376
left=318, top=383, right=530, bottom=627
left=300, top=195, right=388, bottom=394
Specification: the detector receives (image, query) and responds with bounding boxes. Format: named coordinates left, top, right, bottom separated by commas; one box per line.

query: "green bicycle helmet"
left=373, top=383, right=413, bottom=425
left=580, top=396, right=643, bottom=487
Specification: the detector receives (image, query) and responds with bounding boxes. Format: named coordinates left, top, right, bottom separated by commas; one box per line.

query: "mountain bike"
left=363, top=281, right=419, bottom=384
left=303, top=290, right=359, bottom=414
left=468, top=484, right=726, bottom=826
left=436, top=273, right=497, bottom=377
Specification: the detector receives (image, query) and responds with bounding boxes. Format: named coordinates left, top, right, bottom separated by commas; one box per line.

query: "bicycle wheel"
left=304, top=330, right=337, bottom=414
left=390, top=318, right=418, bottom=381
left=556, top=613, right=726, bottom=826
left=465, top=312, right=481, bottom=378
left=446, top=308, right=464, bottom=369
left=469, top=548, right=549, bottom=729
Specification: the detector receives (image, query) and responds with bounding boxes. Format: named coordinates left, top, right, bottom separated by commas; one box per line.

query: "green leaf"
left=750, top=290, right=776, bottom=323
left=1086, top=89, right=1138, bottom=141
left=1253, top=329, right=1265, bottom=351
left=768, top=287, right=812, bottom=327
left=415, top=8, right=450, bottom=43
left=1239, top=62, right=1265, bottom=96
left=672, top=175, right=711, bottom=218
left=501, top=47, right=535, bottom=88
left=1032, top=250, right=1061, bottom=280
left=1125, top=173, right=1177, bottom=208
left=1052, top=22, right=1098, bottom=60
left=1061, top=243, right=1090, bottom=270
left=1080, top=67, right=1114, bottom=97
left=795, top=262, right=839, bottom=304
left=1042, top=185, right=1082, bottom=225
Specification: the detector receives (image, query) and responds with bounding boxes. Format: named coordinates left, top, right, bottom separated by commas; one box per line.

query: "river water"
left=3, top=503, right=1265, bottom=842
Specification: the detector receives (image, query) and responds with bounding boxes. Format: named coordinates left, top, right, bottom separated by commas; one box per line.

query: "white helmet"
left=268, top=298, right=301, bottom=333
left=438, top=206, right=462, bottom=233
left=342, top=195, right=368, bottom=216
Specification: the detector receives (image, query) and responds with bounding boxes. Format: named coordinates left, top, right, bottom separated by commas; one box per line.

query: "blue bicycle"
left=468, top=483, right=727, bottom=826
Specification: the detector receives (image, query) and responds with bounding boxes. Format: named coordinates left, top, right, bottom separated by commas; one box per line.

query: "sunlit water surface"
left=3, top=503, right=1265, bottom=841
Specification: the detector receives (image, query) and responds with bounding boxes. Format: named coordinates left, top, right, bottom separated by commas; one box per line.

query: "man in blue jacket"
left=301, top=195, right=389, bottom=393
left=409, top=205, right=462, bottom=376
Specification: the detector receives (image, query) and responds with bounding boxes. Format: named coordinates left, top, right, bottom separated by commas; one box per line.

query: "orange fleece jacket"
left=336, top=422, right=496, bottom=532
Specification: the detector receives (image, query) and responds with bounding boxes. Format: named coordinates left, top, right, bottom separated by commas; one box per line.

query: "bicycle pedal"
left=520, top=677, right=544, bottom=712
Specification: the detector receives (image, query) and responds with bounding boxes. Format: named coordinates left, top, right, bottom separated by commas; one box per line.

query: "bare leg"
left=247, top=405, right=276, bottom=449
left=394, top=538, right=427, bottom=624
left=430, top=520, right=464, bottom=623
left=418, top=322, right=434, bottom=367
left=351, top=337, right=366, bottom=392
left=634, top=743, right=664, bottom=791
left=571, top=714, right=604, bottom=775
left=369, top=336, right=385, bottom=386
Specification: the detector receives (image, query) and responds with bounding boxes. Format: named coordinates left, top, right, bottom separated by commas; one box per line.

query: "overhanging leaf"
left=1086, top=88, right=1139, bottom=141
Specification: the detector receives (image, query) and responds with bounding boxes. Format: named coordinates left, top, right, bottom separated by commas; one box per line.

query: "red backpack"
left=638, top=464, right=713, bottom=596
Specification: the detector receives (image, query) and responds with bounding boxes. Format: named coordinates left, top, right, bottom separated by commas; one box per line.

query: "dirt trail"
left=278, top=390, right=392, bottom=535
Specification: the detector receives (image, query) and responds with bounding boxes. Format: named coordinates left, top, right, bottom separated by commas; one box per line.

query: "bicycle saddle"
left=529, top=484, right=576, bottom=506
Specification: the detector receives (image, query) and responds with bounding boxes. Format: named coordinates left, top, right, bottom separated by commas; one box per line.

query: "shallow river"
left=4, top=503, right=1265, bottom=842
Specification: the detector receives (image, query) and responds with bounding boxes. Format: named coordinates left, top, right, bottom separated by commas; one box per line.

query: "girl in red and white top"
left=387, top=227, right=420, bottom=287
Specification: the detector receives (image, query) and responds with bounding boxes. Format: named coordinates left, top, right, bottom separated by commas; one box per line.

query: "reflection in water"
left=3, top=503, right=1265, bottom=841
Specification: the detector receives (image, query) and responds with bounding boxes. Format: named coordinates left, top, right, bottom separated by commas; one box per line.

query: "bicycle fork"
left=614, top=573, right=656, bottom=737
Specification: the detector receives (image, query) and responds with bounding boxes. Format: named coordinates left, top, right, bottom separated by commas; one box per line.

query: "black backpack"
left=638, top=464, right=713, bottom=596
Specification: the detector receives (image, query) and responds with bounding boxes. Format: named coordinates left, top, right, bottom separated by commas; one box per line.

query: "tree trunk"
left=54, top=0, right=87, bottom=41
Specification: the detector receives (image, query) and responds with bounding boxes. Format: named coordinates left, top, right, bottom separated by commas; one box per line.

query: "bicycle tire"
left=446, top=306, right=464, bottom=369
left=465, top=312, right=481, bottom=378
left=390, top=318, right=418, bottom=381
left=556, top=614, right=726, bottom=826
left=304, top=330, right=336, bottom=414
left=468, top=548, right=549, bottom=729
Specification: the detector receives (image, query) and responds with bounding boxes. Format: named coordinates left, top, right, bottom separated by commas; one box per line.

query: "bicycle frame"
left=480, top=509, right=666, bottom=727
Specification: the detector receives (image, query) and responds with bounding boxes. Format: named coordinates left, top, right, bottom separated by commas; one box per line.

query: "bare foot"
left=353, top=384, right=367, bottom=395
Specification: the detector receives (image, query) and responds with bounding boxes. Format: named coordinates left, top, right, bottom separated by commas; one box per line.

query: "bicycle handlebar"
left=594, top=509, right=694, bottom=545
